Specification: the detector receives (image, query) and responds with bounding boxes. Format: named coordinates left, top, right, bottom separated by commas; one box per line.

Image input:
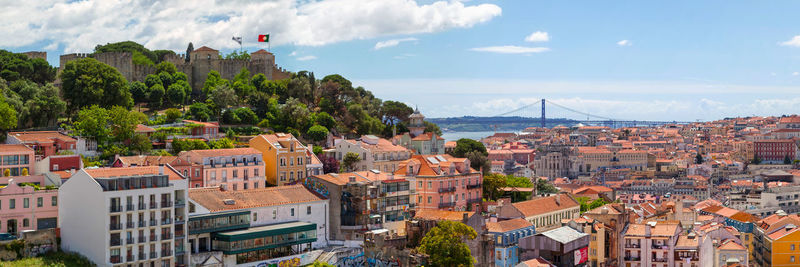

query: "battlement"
left=22, top=51, right=47, bottom=60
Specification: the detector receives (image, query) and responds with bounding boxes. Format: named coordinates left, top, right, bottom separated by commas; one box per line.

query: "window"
left=23, top=198, right=29, bottom=208
left=52, top=196, right=57, bottom=206
left=232, top=184, right=237, bottom=191
left=23, top=218, right=29, bottom=227
left=418, top=181, right=423, bottom=188
left=427, top=196, right=432, bottom=203
left=291, top=208, right=295, bottom=216
left=244, top=183, right=248, bottom=190
left=254, top=181, right=259, bottom=188
left=272, top=209, right=277, bottom=219
left=792, top=256, right=796, bottom=263
left=37, top=197, right=42, bottom=207
left=793, top=244, right=797, bottom=251
left=418, top=196, right=422, bottom=203
left=307, top=206, right=311, bottom=215
left=254, top=168, right=259, bottom=177
left=253, top=213, right=257, bottom=221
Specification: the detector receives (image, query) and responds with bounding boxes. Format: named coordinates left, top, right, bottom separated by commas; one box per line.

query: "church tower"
left=408, top=107, right=425, bottom=137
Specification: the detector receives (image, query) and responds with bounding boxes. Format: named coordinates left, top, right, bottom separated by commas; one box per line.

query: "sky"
left=3, top=0, right=800, bottom=121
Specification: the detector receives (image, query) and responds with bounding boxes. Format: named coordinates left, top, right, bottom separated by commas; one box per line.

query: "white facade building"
left=59, top=166, right=189, bottom=267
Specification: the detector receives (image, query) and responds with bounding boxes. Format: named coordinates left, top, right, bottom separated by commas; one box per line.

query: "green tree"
left=109, top=106, right=145, bottom=142
left=311, top=261, right=335, bottom=267
left=209, top=138, right=235, bottom=149
left=144, top=74, right=162, bottom=88
left=166, top=83, right=187, bottom=107
left=164, top=108, right=182, bottom=123
left=307, top=125, right=329, bottom=142
left=314, top=112, right=336, bottom=130
left=224, top=50, right=251, bottom=60
left=535, top=178, right=559, bottom=194
left=465, top=150, right=490, bottom=174
left=210, top=84, right=238, bottom=116
left=158, top=71, right=174, bottom=88
left=483, top=173, right=507, bottom=201
left=129, top=81, right=148, bottom=103
left=72, top=105, right=111, bottom=143
left=234, top=107, right=259, bottom=125
left=380, top=100, right=413, bottom=126
left=342, top=152, right=361, bottom=172
left=202, top=70, right=227, bottom=98
left=148, top=84, right=165, bottom=108
left=418, top=221, right=477, bottom=267
left=156, top=61, right=177, bottom=74
left=129, top=134, right=152, bottom=155
left=0, top=96, right=17, bottom=134
left=189, top=102, right=213, bottom=121
left=222, top=109, right=241, bottom=124
left=450, top=138, right=487, bottom=158
left=60, top=57, right=132, bottom=113
left=752, top=155, right=762, bottom=164
left=506, top=175, right=534, bottom=202
left=7, top=81, right=66, bottom=127
left=0, top=50, right=57, bottom=84
left=424, top=121, right=442, bottom=136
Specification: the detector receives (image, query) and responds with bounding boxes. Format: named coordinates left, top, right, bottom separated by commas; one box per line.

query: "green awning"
left=213, top=221, right=316, bottom=242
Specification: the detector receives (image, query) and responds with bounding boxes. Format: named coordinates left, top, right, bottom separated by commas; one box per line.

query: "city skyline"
left=4, top=0, right=800, bottom=120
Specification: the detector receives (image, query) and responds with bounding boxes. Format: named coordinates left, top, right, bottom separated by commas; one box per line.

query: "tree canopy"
left=418, top=221, right=477, bottom=267
left=60, top=58, right=132, bottom=113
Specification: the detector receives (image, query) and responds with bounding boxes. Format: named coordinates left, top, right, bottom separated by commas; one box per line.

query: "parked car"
left=0, top=233, right=17, bottom=241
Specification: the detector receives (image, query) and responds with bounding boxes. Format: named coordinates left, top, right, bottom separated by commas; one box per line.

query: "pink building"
left=396, top=154, right=482, bottom=211
left=171, top=148, right=266, bottom=190
left=6, top=131, right=77, bottom=160
left=0, top=144, right=35, bottom=177
left=0, top=178, right=59, bottom=235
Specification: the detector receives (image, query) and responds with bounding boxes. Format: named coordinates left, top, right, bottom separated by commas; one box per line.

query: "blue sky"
left=4, top=0, right=800, bottom=121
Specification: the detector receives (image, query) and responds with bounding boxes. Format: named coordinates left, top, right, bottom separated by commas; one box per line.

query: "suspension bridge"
left=492, top=99, right=693, bottom=128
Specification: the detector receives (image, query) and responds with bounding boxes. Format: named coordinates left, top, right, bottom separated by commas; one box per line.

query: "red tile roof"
left=486, top=218, right=533, bottom=233
left=511, top=194, right=579, bottom=217
left=413, top=209, right=473, bottom=221
left=189, top=184, right=323, bottom=212
left=84, top=166, right=184, bottom=181
left=0, top=144, right=34, bottom=153
left=9, top=131, right=76, bottom=143
left=193, top=46, right=218, bottom=52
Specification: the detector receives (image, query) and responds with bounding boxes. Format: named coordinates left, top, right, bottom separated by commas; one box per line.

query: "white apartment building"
left=59, top=166, right=189, bottom=267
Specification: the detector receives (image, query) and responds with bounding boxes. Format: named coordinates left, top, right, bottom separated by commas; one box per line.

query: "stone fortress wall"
left=55, top=46, right=292, bottom=95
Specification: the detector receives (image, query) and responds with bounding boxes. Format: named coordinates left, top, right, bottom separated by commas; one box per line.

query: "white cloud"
left=793, top=72, right=799, bottom=76
left=469, top=46, right=550, bottom=54
left=393, top=53, right=416, bottom=59
left=297, top=55, right=317, bottom=61
left=780, top=35, right=800, bottom=47
left=0, top=0, right=502, bottom=53
left=617, top=40, right=631, bottom=46
left=374, top=37, right=418, bottom=50
left=524, top=31, right=549, bottom=42
left=288, top=51, right=297, bottom=57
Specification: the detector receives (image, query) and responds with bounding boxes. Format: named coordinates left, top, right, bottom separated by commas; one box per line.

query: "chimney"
left=645, top=223, right=652, bottom=236
left=555, top=194, right=561, bottom=205
left=349, top=176, right=356, bottom=183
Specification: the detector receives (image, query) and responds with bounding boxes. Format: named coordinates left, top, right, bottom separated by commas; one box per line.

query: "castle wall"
left=22, top=51, right=47, bottom=61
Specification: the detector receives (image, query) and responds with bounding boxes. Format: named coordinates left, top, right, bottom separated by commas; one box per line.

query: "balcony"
left=176, top=247, right=186, bottom=255
left=438, top=202, right=455, bottom=208
left=625, top=243, right=641, bottom=249
left=149, top=220, right=157, bottom=226
left=175, top=217, right=185, bottom=224
left=110, top=255, right=121, bottom=264
left=438, top=187, right=456, bottom=193
left=467, top=183, right=482, bottom=189
left=138, top=221, right=146, bottom=228
left=126, top=237, right=134, bottom=244
left=138, top=203, right=147, bottom=210
left=138, top=252, right=146, bottom=261
left=110, top=223, right=122, bottom=231
left=175, top=199, right=186, bottom=208
left=149, top=235, right=157, bottom=242
left=126, top=221, right=135, bottom=229
left=149, top=252, right=157, bottom=259
left=126, top=204, right=135, bottom=211
left=150, top=202, right=158, bottom=209
left=162, top=218, right=172, bottom=225
left=110, top=205, right=122, bottom=213
left=467, top=198, right=481, bottom=204
left=126, top=255, right=135, bottom=262
left=161, top=233, right=172, bottom=240
left=652, top=244, right=668, bottom=249
left=110, top=238, right=121, bottom=246
left=161, top=201, right=173, bottom=208
left=624, top=256, right=641, bottom=261
left=161, top=250, right=172, bottom=257
left=138, top=236, right=147, bottom=243
left=653, top=258, right=667, bottom=262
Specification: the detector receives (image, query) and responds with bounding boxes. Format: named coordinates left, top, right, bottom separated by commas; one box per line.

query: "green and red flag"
left=258, top=34, right=269, bottom=42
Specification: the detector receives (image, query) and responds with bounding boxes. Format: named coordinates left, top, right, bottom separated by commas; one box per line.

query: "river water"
left=440, top=131, right=501, bottom=141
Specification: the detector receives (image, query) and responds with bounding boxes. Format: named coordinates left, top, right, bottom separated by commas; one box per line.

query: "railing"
left=138, top=221, right=146, bottom=227
left=150, top=252, right=157, bottom=259
left=150, top=202, right=158, bottom=209
left=110, top=223, right=122, bottom=230
left=110, top=255, right=121, bottom=263
left=127, top=255, right=135, bottom=262
left=126, top=237, right=134, bottom=244
left=175, top=217, right=185, bottom=224
left=126, top=204, right=135, bottom=211
left=652, top=244, right=668, bottom=249
left=138, top=236, right=147, bottom=243
left=138, top=203, right=147, bottom=210
left=467, top=198, right=481, bottom=204
left=110, top=238, right=121, bottom=246
left=176, top=247, right=186, bottom=255
left=467, top=183, right=482, bottom=189
left=150, top=220, right=157, bottom=226
left=149, top=235, right=157, bottom=242
left=175, top=200, right=186, bottom=207
left=653, top=258, right=667, bottom=262
left=625, top=243, right=641, bottom=248
left=161, top=201, right=173, bottom=208
left=138, top=252, right=146, bottom=260
left=161, top=250, right=172, bottom=257
left=438, top=187, right=456, bottom=193
left=110, top=205, right=122, bottom=213
left=161, top=233, right=172, bottom=240
left=624, top=256, right=641, bottom=261
left=162, top=218, right=172, bottom=225
left=126, top=221, right=135, bottom=228
left=438, top=202, right=455, bottom=208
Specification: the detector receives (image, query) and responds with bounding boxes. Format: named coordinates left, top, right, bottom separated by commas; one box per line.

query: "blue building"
left=487, top=218, right=536, bottom=267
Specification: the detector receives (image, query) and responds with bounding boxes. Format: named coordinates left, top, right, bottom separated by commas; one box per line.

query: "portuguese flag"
left=258, top=34, right=269, bottom=42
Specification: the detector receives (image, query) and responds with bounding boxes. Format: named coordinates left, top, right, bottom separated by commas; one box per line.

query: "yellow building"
left=753, top=212, right=800, bottom=267
left=249, top=133, right=310, bottom=186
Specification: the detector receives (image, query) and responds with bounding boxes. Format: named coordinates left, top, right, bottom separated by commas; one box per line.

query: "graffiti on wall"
left=335, top=253, right=365, bottom=267
left=367, top=258, right=400, bottom=267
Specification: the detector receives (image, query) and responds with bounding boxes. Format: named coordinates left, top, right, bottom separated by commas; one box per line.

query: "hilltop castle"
left=50, top=46, right=291, bottom=94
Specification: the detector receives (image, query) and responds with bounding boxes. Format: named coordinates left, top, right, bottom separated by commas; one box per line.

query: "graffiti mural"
left=367, top=258, right=400, bottom=267
left=335, top=253, right=365, bottom=267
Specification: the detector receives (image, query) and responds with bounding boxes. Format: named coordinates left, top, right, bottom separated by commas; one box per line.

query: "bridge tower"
left=541, top=99, right=546, bottom=128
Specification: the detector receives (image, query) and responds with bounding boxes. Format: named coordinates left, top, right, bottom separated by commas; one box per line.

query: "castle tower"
left=190, top=46, right=220, bottom=63
left=408, top=107, right=426, bottom=137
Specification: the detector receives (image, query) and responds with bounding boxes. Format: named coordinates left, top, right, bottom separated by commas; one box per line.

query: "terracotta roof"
left=189, top=184, right=323, bottom=212
left=675, top=234, right=699, bottom=248
left=718, top=239, right=746, bottom=251
left=116, top=155, right=177, bottom=166
left=511, top=194, right=579, bottom=217
left=486, top=218, right=533, bottom=233
left=0, top=144, right=34, bottom=153
left=517, top=258, right=555, bottom=267
left=251, top=49, right=272, bottom=55
left=193, top=46, right=218, bottom=52
left=311, top=172, right=371, bottom=186
left=184, top=148, right=261, bottom=158
left=135, top=124, right=156, bottom=133
left=9, top=131, right=76, bottom=143
left=413, top=209, right=473, bottom=221
left=625, top=221, right=680, bottom=237
left=84, top=166, right=183, bottom=181
left=411, top=132, right=444, bottom=141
